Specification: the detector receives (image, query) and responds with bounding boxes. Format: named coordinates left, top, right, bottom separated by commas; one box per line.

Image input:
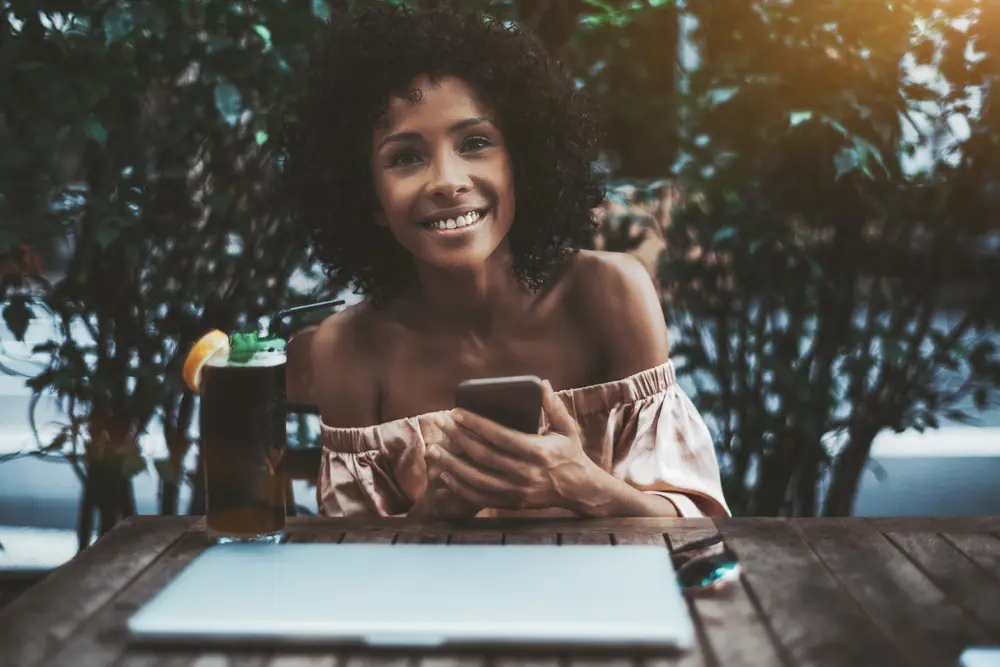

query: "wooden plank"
left=341, top=529, right=396, bottom=544
left=447, top=531, right=502, bottom=545
left=798, top=519, right=990, bottom=667
left=566, top=658, right=632, bottom=667
left=112, top=647, right=164, bottom=667
left=662, top=526, right=782, bottom=667
left=286, top=517, right=715, bottom=536
left=154, top=655, right=269, bottom=667
left=342, top=653, right=411, bottom=667
left=0, top=515, right=195, bottom=667
left=667, top=527, right=724, bottom=554
left=611, top=532, right=667, bottom=547
left=268, top=656, right=339, bottom=667
left=558, top=532, right=612, bottom=545
left=717, top=518, right=907, bottom=667
left=415, top=654, right=484, bottom=667
left=45, top=530, right=209, bottom=667
left=501, top=532, right=556, bottom=545
left=287, top=529, right=344, bottom=544
left=885, top=531, right=1000, bottom=640
left=865, top=517, right=1000, bottom=533
left=492, top=656, right=559, bottom=667
left=394, top=531, right=448, bottom=545
left=228, top=655, right=273, bottom=667
left=941, top=533, right=1000, bottom=581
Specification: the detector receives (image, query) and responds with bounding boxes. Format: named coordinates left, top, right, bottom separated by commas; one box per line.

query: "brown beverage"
left=199, top=349, right=287, bottom=542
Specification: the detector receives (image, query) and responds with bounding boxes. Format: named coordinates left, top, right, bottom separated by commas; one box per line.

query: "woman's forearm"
left=563, top=464, right=679, bottom=518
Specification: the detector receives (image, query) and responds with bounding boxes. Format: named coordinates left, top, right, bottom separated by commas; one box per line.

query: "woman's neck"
left=401, top=246, right=535, bottom=337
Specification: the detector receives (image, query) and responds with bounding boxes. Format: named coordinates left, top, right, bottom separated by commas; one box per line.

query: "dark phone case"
left=455, top=377, right=543, bottom=434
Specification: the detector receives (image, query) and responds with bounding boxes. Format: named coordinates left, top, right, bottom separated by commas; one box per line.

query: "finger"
left=541, top=379, right=577, bottom=436
left=431, top=445, right=511, bottom=494
left=451, top=409, right=538, bottom=460
left=438, top=418, right=525, bottom=475
left=440, top=471, right=496, bottom=507
left=428, top=414, right=463, bottom=456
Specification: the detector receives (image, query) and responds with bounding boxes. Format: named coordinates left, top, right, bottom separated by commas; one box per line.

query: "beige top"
left=318, top=360, right=731, bottom=518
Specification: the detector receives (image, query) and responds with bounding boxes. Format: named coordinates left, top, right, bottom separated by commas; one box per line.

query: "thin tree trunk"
left=823, top=426, right=880, bottom=516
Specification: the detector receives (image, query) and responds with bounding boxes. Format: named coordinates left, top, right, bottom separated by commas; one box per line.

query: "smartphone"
left=455, top=375, right=544, bottom=434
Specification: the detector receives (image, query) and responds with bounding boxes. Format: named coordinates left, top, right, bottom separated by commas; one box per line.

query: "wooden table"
left=1, top=516, right=998, bottom=667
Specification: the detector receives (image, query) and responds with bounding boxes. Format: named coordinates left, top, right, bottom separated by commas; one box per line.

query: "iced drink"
left=199, top=347, right=287, bottom=543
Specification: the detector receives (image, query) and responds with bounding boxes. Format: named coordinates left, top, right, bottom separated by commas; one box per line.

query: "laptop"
left=127, top=542, right=695, bottom=651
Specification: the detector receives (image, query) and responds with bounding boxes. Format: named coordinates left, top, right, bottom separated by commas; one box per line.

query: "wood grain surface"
left=1, top=516, right=998, bottom=667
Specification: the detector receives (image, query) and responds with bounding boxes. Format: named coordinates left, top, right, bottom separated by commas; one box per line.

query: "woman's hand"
left=413, top=455, right=484, bottom=519
left=428, top=380, right=601, bottom=512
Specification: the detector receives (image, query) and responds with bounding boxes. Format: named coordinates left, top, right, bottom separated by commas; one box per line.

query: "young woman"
left=284, top=3, right=729, bottom=519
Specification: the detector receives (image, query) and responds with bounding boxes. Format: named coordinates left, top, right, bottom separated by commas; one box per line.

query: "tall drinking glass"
left=199, top=348, right=287, bottom=544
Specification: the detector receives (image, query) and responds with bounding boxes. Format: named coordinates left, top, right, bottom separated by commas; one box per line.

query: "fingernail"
left=452, top=410, right=464, bottom=423
left=440, top=472, right=452, bottom=484
left=427, top=445, right=440, bottom=460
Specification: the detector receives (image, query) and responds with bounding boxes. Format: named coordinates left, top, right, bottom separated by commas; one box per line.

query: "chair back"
left=284, top=325, right=322, bottom=488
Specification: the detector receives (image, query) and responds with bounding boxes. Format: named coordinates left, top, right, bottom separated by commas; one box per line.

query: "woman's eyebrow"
left=376, top=117, right=493, bottom=152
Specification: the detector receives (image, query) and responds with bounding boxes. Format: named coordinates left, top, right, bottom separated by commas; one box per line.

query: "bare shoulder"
left=310, top=302, right=382, bottom=428
left=565, top=249, right=669, bottom=378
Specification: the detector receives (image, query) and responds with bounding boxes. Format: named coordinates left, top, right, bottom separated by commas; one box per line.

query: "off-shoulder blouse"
left=318, top=360, right=730, bottom=518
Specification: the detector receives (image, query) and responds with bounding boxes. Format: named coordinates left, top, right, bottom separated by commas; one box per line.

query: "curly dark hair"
left=283, top=2, right=605, bottom=306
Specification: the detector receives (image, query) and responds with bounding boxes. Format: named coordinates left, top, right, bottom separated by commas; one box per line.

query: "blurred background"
left=1, top=0, right=998, bottom=590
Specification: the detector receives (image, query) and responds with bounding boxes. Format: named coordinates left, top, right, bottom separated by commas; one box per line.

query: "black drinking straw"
left=265, top=299, right=345, bottom=337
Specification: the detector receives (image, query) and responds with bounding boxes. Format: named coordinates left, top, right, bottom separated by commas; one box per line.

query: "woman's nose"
left=427, top=152, right=472, bottom=197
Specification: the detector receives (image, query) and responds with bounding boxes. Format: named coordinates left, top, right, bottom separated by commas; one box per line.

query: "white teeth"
left=427, top=210, right=483, bottom=231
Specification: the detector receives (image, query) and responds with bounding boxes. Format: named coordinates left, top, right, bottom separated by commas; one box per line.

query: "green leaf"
left=97, top=217, right=129, bottom=248
left=205, top=35, right=234, bottom=53
left=214, top=82, right=243, bottom=126
left=713, top=226, right=738, bottom=244
left=312, top=0, right=331, bottom=21
left=103, top=6, right=134, bottom=45
left=2, top=297, right=33, bottom=342
left=253, top=24, right=272, bottom=46
left=834, top=147, right=860, bottom=181
left=255, top=130, right=269, bottom=145
left=85, top=119, right=108, bottom=146
left=789, top=111, right=813, bottom=127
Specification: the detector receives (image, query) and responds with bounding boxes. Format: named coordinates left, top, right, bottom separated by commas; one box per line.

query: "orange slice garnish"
left=183, top=330, right=230, bottom=393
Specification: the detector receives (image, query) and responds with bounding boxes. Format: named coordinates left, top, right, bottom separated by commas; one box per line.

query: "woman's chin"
left=412, top=239, right=509, bottom=272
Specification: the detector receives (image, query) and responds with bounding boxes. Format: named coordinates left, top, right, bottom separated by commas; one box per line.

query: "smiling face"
left=370, top=75, right=516, bottom=273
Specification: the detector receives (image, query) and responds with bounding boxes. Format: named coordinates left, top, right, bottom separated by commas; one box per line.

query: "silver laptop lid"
left=127, top=542, right=694, bottom=650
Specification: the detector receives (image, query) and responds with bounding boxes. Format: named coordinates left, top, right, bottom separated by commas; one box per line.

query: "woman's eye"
left=389, top=149, right=422, bottom=168
left=461, top=136, right=493, bottom=152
